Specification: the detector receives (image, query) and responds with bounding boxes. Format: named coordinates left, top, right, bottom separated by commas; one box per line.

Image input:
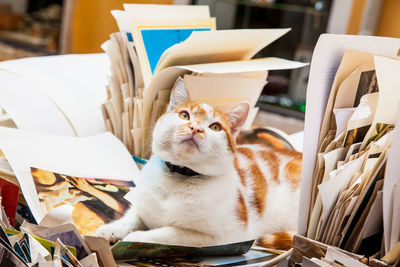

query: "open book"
left=102, top=4, right=308, bottom=158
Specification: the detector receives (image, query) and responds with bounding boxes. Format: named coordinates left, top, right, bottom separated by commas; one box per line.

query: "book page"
left=0, top=127, right=139, bottom=223
left=0, top=54, right=109, bottom=137
left=183, top=74, right=267, bottom=107
left=154, top=29, right=290, bottom=74
left=123, top=4, right=210, bottom=20
left=0, top=71, right=76, bottom=136
left=131, top=18, right=216, bottom=87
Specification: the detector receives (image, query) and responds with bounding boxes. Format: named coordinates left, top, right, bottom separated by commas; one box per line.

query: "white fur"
left=96, top=102, right=299, bottom=246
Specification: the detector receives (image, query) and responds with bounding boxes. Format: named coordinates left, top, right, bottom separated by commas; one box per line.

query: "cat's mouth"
left=181, top=137, right=199, bottom=149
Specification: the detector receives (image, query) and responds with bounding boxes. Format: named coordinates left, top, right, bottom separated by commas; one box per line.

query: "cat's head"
left=152, top=78, right=249, bottom=176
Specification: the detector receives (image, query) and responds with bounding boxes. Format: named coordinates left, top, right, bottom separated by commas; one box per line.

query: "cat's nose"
left=189, top=125, right=204, bottom=135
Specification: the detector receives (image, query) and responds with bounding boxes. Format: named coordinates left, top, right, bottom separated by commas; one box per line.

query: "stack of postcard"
left=101, top=4, right=307, bottom=158
left=295, top=34, right=400, bottom=266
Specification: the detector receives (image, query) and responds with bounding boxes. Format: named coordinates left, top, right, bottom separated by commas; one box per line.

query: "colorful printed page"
left=0, top=127, right=139, bottom=223
left=131, top=18, right=216, bottom=86
left=31, top=168, right=134, bottom=235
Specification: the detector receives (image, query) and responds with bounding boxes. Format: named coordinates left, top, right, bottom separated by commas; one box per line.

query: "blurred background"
left=0, top=0, right=398, bottom=132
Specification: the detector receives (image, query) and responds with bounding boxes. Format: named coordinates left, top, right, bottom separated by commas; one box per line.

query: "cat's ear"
left=167, top=77, right=190, bottom=112
left=227, top=103, right=250, bottom=135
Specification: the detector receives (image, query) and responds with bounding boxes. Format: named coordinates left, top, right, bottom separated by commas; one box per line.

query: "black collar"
left=165, top=161, right=201, bottom=176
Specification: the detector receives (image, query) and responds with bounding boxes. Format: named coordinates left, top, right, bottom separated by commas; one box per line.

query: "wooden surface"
left=69, top=0, right=173, bottom=54
left=347, top=0, right=400, bottom=38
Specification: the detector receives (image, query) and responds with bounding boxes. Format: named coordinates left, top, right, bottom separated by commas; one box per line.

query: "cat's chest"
left=135, top=161, right=237, bottom=229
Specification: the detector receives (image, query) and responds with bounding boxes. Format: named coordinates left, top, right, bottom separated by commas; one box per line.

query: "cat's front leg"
left=96, top=206, right=146, bottom=242
left=123, top=226, right=216, bottom=247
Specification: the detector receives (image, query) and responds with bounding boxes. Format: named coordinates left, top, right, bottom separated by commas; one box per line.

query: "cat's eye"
left=209, top=123, right=222, bottom=131
left=179, top=111, right=190, bottom=120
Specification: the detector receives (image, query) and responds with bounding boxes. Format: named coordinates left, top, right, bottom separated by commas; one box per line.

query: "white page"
left=111, top=10, right=130, bottom=33
left=372, top=56, right=400, bottom=125
left=183, top=74, right=267, bottom=106
left=0, top=127, right=139, bottom=222
left=0, top=71, right=76, bottom=136
left=383, top=107, right=400, bottom=253
left=390, top=183, right=400, bottom=250
left=318, top=153, right=366, bottom=228
left=307, top=147, right=349, bottom=239
left=333, top=108, right=355, bottom=139
left=154, top=29, right=291, bottom=74
left=123, top=4, right=210, bottom=20
left=325, top=246, right=368, bottom=267
left=299, top=34, right=400, bottom=235
left=362, top=190, right=383, bottom=238
left=0, top=54, right=109, bottom=137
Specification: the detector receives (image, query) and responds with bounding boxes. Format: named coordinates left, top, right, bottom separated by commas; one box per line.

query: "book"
left=102, top=4, right=308, bottom=158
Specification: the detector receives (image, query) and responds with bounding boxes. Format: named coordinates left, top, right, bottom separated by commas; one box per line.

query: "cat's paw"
left=96, top=223, right=130, bottom=242
left=122, top=231, right=152, bottom=243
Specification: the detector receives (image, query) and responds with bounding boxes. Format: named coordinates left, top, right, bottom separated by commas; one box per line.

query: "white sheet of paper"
left=111, top=10, right=130, bottom=33
left=154, top=29, right=291, bottom=74
left=371, top=56, right=400, bottom=125
left=0, top=54, right=109, bottom=136
left=0, top=127, right=139, bottom=222
left=123, top=4, right=210, bottom=20
left=29, top=234, right=51, bottom=263
left=325, top=246, right=368, bottom=267
left=318, top=153, right=366, bottom=227
left=80, top=253, right=100, bottom=267
left=390, top=183, right=400, bottom=250
left=0, top=71, right=76, bottom=136
left=183, top=74, right=267, bottom=107
left=363, top=190, right=383, bottom=238
left=383, top=108, right=400, bottom=253
left=39, top=205, right=74, bottom=228
left=307, top=147, right=349, bottom=239
left=333, top=108, right=355, bottom=139
left=299, top=34, right=400, bottom=235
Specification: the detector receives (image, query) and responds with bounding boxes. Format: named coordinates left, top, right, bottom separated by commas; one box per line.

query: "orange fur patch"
left=257, top=232, right=294, bottom=250
left=236, top=190, right=248, bottom=227
left=259, top=150, right=280, bottom=184
left=250, top=163, right=267, bottom=216
left=257, top=133, right=287, bottom=149
left=237, top=146, right=255, bottom=160
left=173, top=101, right=236, bottom=152
left=284, top=158, right=302, bottom=190
left=234, top=157, right=247, bottom=186
left=275, top=148, right=302, bottom=159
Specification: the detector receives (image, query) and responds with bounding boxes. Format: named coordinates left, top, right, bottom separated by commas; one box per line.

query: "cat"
left=96, top=77, right=302, bottom=249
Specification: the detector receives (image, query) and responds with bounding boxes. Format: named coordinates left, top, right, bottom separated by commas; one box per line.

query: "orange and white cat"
left=96, top=78, right=301, bottom=249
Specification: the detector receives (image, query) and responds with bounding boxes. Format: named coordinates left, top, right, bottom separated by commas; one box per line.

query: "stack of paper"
left=101, top=4, right=308, bottom=158
left=298, top=33, right=400, bottom=265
